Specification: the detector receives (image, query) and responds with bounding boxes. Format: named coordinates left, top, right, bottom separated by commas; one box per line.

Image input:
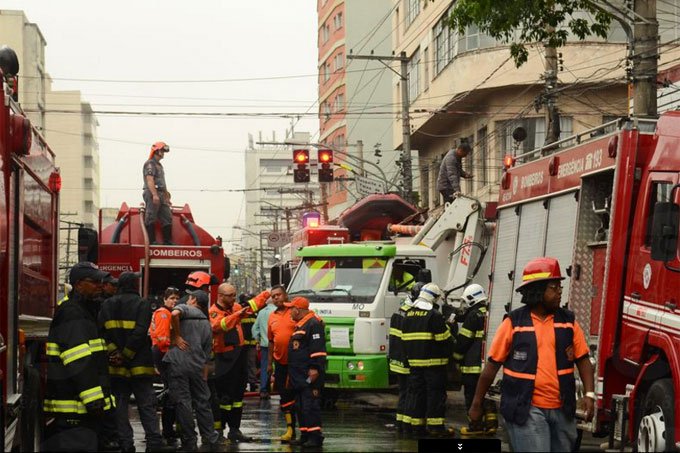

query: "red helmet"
left=149, top=141, right=169, bottom=159
left=185, top=271, right=212, bottom=289
left=515, top=257, right=565, bottom=292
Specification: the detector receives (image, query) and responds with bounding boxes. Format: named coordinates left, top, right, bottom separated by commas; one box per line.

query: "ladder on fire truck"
left=388, top=195, right=491, bottom=296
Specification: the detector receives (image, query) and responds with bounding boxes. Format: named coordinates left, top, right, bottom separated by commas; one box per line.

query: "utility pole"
left=632, top=0, right=658, bottom=117
left=543, top=28, right=560, bottom=145
left=347, top=52, right=414, bottom=203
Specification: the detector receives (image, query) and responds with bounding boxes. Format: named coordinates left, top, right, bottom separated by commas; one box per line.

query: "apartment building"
left=0, top=10, right=47, bottom=132
left=391, top=1, right=644, bottom=208
left=318, top=0, right=396, bottom=219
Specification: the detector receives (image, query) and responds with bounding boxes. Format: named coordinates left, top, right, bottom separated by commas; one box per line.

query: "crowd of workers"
left=44, top=264, right=327, bottom=452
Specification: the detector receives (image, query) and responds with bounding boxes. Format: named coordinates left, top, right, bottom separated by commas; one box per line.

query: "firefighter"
left=43, top=262, right=115, bottom=451
left=209, top=283, right=271, bottom=442
left=286, top=297, right=326, bottom=448
left=266, top=285, right=298, bottom=442
left=469, top=257, right=595, bottom=452
left=149, top=286, right=181, bottom=446
left=98, top=272, right=172, bottom=452
left=143, top=141, right=173, bottom=245
left=165, top=289, right=225, bottom=452
left=238, top=293, right=259, bottom=392
left=388, top=290, right=416, bottom=434
left=453, top=283, right=497, bottom=436
left=401, top=283, right=454, bottom=437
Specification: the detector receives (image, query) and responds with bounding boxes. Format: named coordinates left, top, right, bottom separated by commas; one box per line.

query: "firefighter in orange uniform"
left=149, top=286, right=181, bottom=446
left=209, top=283, right=270, bottom=442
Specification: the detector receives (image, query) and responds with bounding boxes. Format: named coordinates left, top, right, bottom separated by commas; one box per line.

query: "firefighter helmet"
left=515, top=257, right=565, bottom=292
left=185, top=271, right=213, bottom=289
left=462, top=283, right=488, bottom=307
left=417, top=283, right=443, bottom=305
left=149, top=141, right=169, bottom=159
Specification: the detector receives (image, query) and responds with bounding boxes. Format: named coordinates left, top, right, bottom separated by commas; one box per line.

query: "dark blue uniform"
left=288, top=312, right=326, bottom=445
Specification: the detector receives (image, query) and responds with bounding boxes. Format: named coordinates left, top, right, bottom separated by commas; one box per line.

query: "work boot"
left=301, top=434, right=324, bottom=449
left=279, top=412, right=296, bottom=443
left=483, top=410, right=498, bottom=434
left=146, top=224, right=157, bottom=245
left=145, top=443, right=178, bottom=452
left=162, top=225, right=175, bottom=245
left=227, top=430, right=253, bottom=443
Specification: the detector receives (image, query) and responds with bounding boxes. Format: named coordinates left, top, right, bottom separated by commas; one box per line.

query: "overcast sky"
left=4, top=1, right=319, bottom=251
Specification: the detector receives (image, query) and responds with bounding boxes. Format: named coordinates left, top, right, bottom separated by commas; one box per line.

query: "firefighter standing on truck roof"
left=267, top=285, right=298, bottom=443
left=453, top=283, right=498, bottom=436
left=43, top=262, right=115, bottom=452
left=149, top=286, right=181, bottom=446
left=209, top=283, right=271, bottom=442
left=143, top=141, right=173, bottom=245
left=469, top=257, right=595, bottom=452
left=286, top=297, right=327, bottom=448
left=98, top=272, right=173, bottom=453
left=401, top=283, right=455, bottom=437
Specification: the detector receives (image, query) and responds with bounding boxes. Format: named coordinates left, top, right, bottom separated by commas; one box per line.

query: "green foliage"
left=448, top=0, right=613, bottom=67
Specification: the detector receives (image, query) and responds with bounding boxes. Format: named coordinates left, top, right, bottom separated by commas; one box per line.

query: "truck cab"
left=287, top=242, right=437, bottom=388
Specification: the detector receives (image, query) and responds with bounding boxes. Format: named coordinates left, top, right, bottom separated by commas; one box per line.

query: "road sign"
left=356, top=175, right=385, bottom=196
left=267, top=231, right=292, bottom=247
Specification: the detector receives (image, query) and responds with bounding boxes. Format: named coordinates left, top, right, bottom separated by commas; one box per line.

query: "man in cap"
left=165, top=289, right=224, bottom=451
left=285, top=297, right=326, bottom=448
left=468, top=257, right=594, bottom=452
left=98, top=272, right=172, bottom=452
left=437, top=142, right=472, bottom=204
left=143, top=141, right=173, bottom=245
left=43, top=262, right=115, bottom=451
left=401, top=283, right=454, bottom=437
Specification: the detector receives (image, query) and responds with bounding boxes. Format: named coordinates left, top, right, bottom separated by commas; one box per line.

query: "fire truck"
left=80, top=203, right=229, bottom=303
left=0, top=47, right=60, bottom=450
left=486, top=114, right=679, bottom=451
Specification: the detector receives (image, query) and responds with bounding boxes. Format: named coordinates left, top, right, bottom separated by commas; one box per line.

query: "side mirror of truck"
left=651, top=202, right=679, bottom=262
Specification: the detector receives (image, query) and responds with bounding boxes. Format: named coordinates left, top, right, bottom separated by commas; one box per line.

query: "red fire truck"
left=0, top=48, right=60, bottom=450
left=85, top=202, right=229, bottom=303
left=485, top=114, right=680, bottom=451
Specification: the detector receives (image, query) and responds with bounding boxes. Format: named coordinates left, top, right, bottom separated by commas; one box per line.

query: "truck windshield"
left=287, top=257, right=387, bottom=302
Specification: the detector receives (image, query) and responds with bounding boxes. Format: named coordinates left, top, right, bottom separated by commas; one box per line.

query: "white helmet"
left=417, top=283, right=443, bottom=305
left=462, top=283, right=488, bottom=307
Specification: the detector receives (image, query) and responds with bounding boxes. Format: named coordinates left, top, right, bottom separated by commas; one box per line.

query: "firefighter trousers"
left=274, top=362, right=296, bottom=415
left=112, top=376, right=163, bottom=449
left=406, top=366, right=447, bottom=430
left=215, top=349, right=247, bottom=433
left=153, top=347, right=177, bottom=440
left=43, top=413, right=104, bottom=452
left=295, top=385, right=323, bottom=441
left=143, top=189, right=172, bottom=227
left=396, top=373, right=411, bottom=426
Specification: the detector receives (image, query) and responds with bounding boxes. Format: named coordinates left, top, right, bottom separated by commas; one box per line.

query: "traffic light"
left=293, top=149, right=310, bottom=183
left=318, top=149, right=334, bottom=183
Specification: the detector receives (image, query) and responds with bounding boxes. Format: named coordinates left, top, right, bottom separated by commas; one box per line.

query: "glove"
left=85, top=398, right=106, bottom=416
left=247, top=290, right=271, bottom=313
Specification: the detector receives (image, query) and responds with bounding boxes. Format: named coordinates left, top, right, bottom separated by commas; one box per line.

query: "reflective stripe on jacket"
left=453, top=304, right=487, bottom=374
left=388, top=303, right=412, bottom=374
left=401, top=305, right=453, bottom=367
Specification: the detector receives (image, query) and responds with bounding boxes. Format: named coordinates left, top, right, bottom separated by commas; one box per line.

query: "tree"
left=448, top=0, right=613, bottom=68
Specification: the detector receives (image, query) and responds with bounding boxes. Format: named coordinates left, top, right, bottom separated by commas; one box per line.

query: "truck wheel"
left=637, top=379, right=674, bottom=452
left=20, top=366, right=42, bottom=452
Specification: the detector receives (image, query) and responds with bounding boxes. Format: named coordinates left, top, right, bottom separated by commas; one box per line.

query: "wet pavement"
left=128, top=390, right=603, bottom=451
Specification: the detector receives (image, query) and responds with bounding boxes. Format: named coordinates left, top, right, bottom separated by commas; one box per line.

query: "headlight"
left=357, top=361, right=364, bottom=370
left=347, top=361, right=355, bottom=370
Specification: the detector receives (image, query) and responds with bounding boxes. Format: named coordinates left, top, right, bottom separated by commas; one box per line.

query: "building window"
left=334, top=52, right=344, bottom=71
left=333, top=134, right=345, bottom=148
left=423, top=47, right=430, bottom=90
left=407, top=47, right=421, bottom=102
left=335, top=93, right=345, bottom=112
left=433, top=7, right=455, bottom=75
left=321, top=23, right=331, bottom=44
left=334, top=12, right=343, bottom=30
left=497, top=116, right=574, bottom=159
left=406, top=0, right=420, bottom=26
left=463, top=135, right=474, bottom=193
left=323, top=63, right=330, bottom=82
left=323, top=102, right=332, bottom=121
left=476, top=126, right=488, bottom=186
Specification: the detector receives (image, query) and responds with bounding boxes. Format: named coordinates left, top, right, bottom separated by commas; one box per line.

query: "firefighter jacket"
left=209, top=290, right=270, bottom=354
left=149, top=305, right=173, bottom=353
left=401, top=303, right=453, bottom=367
left=452, top=303, right=487, bottom=374
left=388, top=301, right=412, bottom=374
left=288, top=312, right=326, bottom=390
left=498, top=306, right=577, bottom=425
left=98, top=289, right=155, bottom=378
left=241, top=312, right=257, bottom=346
left=45, top=292, right=114, bottom=417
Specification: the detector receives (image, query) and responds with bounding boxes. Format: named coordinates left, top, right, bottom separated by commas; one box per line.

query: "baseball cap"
left=103, top=274, right=119, bottom=285
left=69, top=262, right=110, bottom=285
left=284, top=297, right=309, bottom=310
left=186, top=289, right=209, bottom=309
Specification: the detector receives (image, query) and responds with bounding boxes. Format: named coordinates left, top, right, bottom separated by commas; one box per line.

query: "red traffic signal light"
left=318, top=149, right=333, bottom=163
left=293, top=149, right=310, bottom=164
